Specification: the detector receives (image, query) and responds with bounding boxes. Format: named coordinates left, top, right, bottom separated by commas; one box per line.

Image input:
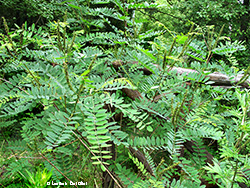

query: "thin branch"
left=39, top=152, right=78, bottom=188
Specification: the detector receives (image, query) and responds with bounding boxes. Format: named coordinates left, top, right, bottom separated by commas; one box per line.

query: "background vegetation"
left=0, top=0, right=250, bottom=187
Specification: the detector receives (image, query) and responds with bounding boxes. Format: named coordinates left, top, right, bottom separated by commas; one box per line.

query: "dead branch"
left=111, top=61, right=250, bottom=88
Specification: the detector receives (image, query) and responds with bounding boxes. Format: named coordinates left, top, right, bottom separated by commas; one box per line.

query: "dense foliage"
left=142, top=0, right=250, bottom=68
left=0, top=0, right=250, bottom=188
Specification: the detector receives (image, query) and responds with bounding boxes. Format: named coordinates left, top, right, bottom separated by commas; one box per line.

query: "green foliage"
left=115, top=163, right=143, bottom=187
left=0, top=0, right=69, bottom=31
left=19, top=167, right=53, bottom=188
left=0, top=1, right=250, bottom=188
left=145, top=0, right=250, bottom=68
